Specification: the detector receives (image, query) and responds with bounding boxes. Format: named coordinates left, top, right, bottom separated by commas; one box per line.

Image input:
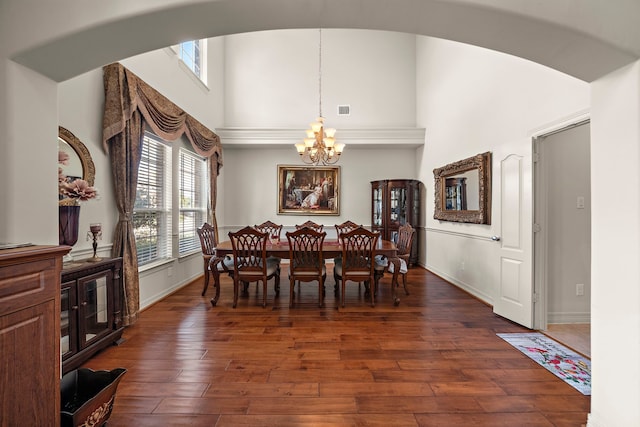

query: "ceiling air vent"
left=337, top=105, right=351, bottom=116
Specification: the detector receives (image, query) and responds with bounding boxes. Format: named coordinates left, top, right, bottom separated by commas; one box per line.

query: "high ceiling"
left=7, top=0, right=640, bottom=83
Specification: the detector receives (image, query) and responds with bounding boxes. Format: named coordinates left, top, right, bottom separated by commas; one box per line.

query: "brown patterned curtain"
left=102, top=62, right=223, bottom=326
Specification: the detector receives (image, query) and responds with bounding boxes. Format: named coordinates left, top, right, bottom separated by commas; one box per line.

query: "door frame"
left=532, top=112, right=590, bottom=330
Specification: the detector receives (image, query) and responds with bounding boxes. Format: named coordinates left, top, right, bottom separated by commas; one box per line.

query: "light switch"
left=577, top=196, right=585, bottom=209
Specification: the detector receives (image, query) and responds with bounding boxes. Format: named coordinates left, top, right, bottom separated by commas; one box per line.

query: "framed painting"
left=277, top=165, right=340, bottom=215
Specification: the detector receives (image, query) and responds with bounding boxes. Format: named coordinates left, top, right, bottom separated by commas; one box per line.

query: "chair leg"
left=289, top=276, right=295, bottom=308
left=341, top=280, right=346, bottom=308
left=232, top=278, right=239, bottom=308
left=210, top=270, right=221, bottom=307
left=262, top=279, right=267, bottom=308
left=369, top=278, right=376, bottom=307
left=319, top=275, right=325, bottom=308
left=201, top=260, right=210, bottom=296
left=242, top=281, right=250, bottom=296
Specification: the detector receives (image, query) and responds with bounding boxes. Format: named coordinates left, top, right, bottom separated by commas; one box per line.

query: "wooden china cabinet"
left=371, top=179, right=421, bottom=265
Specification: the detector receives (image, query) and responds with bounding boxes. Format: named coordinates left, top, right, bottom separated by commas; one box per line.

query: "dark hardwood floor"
left=85, top=265, right=590, bottom=426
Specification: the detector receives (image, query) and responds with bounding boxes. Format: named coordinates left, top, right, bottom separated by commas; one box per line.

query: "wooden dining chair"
left=228, top=226, right=281, bottom=308
left=295, top=220, right=324, bottom=232
left=334, top=220, right=360, bottom=236
left=254, top=220, right=283, bottom=242
left=197, top=222, right=233, bottom=297
left=285, top=227, right=327, bottom=308
left=374, top=223, right=415, bottom=296
left=254, top=220, right=283, bottom=273
left=334, top=226, right=379, bottom=307
left=333, top=220, right=361, bottom=293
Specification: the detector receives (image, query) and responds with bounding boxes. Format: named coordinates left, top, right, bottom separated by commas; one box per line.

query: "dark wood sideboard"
left=0, top=245, right=70, bottom=427
left=61, top=257, right=124, bottom=374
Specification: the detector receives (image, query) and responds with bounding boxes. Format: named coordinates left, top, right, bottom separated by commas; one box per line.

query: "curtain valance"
left=102, top=62, right=223, bottom=172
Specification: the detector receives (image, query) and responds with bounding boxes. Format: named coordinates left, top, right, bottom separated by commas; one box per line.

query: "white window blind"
left=179, top=148, right=207, bottom=255
left=134, top=134, right=172, bottom=265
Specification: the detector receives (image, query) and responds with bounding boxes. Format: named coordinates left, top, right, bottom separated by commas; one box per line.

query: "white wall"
left=589, top=60, right=640, bottom=427
left=544, top=123, right=591, bottom=323
left=0, top=62, right=59, bottom=245
left=58, top=71, right=118, bottom=259
left=416, top=36, right=590, bottom=305
left=223, top=29, right=416, bottom=128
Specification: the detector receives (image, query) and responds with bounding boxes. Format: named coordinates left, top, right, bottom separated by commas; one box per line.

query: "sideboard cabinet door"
left=61, top=257, right=124, bottom=374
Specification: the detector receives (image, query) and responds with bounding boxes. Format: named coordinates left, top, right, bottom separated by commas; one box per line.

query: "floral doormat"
left=497, top=332, right=591, bottom=395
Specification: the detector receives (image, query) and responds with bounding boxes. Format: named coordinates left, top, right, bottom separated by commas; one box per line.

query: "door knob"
left=491, top=236, right=501, bottom=241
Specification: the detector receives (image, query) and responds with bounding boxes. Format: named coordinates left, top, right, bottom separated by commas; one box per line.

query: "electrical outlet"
left=168, top=267, right=173, bottom=277
left=460, top=260, right=465, bottom=271
left=576, top=283, right=584, bottom=296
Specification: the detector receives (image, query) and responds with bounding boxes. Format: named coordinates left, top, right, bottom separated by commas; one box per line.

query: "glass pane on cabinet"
left=83, top=276, right=108, bottom=344
left=61, top=287, right=71, bottom=355
left=373, top=188, right=383, bottom=226
left=390, top=187, right=407, bottom=223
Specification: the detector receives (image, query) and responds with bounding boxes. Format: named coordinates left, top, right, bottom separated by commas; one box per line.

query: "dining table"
left=213, top=238, right=403, bottom=306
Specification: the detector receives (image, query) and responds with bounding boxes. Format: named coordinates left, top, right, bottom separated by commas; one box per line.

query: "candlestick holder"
left=86, top=223, right=102, bottom=262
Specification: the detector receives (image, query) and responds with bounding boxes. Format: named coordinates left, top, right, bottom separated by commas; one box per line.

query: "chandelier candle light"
left=295, top=29, right=345, bottom=165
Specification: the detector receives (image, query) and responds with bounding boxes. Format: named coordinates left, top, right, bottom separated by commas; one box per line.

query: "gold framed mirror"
left=433, top=152, right=491, bottom=224
left=58, top=126, right=95, bottom=187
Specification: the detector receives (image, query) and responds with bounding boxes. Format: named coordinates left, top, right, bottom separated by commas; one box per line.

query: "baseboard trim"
left=548, top=312, right=591, bottom=323
left=425, top=264, right=494, bottom=306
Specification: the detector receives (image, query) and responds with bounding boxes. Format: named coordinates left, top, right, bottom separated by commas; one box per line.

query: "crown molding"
left=215, top=127, right=425, bottom=148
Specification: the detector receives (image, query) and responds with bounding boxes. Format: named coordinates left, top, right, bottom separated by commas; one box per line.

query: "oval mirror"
left=58, top=126, right=95, bottom=187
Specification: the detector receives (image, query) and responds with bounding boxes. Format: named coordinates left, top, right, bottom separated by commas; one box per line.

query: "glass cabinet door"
left=373, top=186, right=383, bottom=226
left=78, top=271, right=112, bottom=348
left=60, top=282, right=77, bottom=359
left=389, top=184, right=407, bottom=225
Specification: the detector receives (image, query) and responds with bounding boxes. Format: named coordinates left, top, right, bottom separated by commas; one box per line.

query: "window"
left=178, top=40, right=207, bottom=84
left=134, top=134, right=172, bottom=265
left=134, top=133, right=209, bottom=266
left=179, top=149, right=207, bottom=255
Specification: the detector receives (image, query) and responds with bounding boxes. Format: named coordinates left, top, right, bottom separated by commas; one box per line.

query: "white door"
left=493, top=153, right=534, bottom=328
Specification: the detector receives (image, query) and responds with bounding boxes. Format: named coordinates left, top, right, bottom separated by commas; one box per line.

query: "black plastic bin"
left=60, top=367, right=127, bottom=427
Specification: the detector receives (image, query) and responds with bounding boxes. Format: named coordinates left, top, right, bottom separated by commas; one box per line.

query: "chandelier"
left=295, top=29, right=345, bottom=165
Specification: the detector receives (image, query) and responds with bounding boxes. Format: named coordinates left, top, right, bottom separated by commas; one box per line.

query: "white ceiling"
left=8, top=0, right=640, bottom=83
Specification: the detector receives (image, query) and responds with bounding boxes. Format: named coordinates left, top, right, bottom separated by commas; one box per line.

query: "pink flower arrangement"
left=59, top=150, right=98, bottom=204
left=60, top=179, right=98, bottom=201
